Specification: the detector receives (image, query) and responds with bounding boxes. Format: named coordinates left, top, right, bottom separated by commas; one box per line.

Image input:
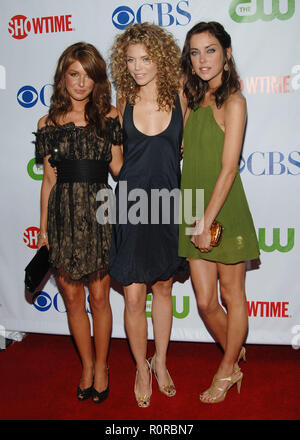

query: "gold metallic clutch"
left=210, top=221, right=223, bottom=247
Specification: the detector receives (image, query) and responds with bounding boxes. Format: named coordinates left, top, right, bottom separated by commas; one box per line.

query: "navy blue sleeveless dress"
left=109, top=96, right=187, bottom=285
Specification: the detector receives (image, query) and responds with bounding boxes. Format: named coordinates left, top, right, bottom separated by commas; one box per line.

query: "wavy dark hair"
left=181, top=22, right=241, bottom=109
left=47, top=42, right=111, bottom=129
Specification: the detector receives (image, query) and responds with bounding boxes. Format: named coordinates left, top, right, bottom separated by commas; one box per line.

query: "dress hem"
left=52, top=265, right=109, bottom=284
left=109, top=265, right=188, bottom=286
left=178, top=252, right=260, bottom=265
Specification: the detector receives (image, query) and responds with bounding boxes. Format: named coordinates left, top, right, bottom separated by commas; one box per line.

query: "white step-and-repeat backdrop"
left=0, top=0, right=299, bottom=346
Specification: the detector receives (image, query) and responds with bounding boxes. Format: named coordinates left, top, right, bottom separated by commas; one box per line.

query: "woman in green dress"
left=179, top=22, right=260, bottom=403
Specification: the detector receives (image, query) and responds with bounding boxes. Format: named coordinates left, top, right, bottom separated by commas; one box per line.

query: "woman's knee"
left=189, top=259, right=219, bottom=313
left=219, top=279, right=246, bottom=308
left=124, top=293, right=145, bottom=314
left=88, top=275, right=111, bottom=312
left=89, top=290, right=110, bottom=313
left=152, top=279, right=173, bottom=299
left=218, top=262, right=246, bottom=306
left=196, top=291, right=219, bottom=315
left=63, top=288, right=86, bottom=314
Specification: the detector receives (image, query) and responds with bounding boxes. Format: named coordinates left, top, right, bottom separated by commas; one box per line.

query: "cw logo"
left=230, top=0, right=295, bottom=22
left=146, top=294, right=189, bottom=319
left=258, top=228, right=295, bottom=252
left=27, top=158, right=43, bottom=180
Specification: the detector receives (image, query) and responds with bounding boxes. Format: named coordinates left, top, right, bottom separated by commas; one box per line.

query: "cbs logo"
left=33, top=290, right=91, bottom=313
left=17, top=84, right=52, bottom=108
left=112, top=1, right=191, bottom=30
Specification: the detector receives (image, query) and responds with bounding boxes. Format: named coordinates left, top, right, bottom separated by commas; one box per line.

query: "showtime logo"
left=23, top=226, right=40, bottom=249
left=247, top=301, right=290, bottom=318
left=240, top=65, right=300, bottom=94
left=8, top=14, right=74, bottom=40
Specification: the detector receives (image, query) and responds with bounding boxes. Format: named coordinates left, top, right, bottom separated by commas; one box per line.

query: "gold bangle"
left=38, top=232, right=48, bottom=239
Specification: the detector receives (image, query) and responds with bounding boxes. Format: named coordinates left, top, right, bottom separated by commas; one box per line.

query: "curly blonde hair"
left=110, top=23, right=181, bottom=111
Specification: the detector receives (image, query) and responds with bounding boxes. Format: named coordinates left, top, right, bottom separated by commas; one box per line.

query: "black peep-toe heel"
left=77, top=383, right=93, bottom=401
left=92, top=367, right=109, bottom=404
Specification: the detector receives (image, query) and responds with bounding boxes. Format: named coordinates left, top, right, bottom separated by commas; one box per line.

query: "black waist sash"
left=54, top=159, right=109, bottom=247
left=57, top=159, right=108, bottom=183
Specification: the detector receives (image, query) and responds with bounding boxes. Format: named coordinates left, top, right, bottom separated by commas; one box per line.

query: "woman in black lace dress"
left=35, top=42, right=123, bottom=403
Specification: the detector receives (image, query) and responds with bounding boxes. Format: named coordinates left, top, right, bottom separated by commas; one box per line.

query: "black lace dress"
left=34, top=118, right=122, bottom=282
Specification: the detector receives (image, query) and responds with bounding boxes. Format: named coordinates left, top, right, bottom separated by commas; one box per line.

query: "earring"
left=191, top=67, right=195, bottom=75
left=224, top=62, right=229, bottom=72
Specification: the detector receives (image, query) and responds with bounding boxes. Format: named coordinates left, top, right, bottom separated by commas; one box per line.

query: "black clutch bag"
left=24, top=246, right=50, bottom=293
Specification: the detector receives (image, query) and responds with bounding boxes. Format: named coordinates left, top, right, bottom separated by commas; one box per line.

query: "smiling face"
left=189, top=31, right=231, bottom=89
left=64, top=60, right=95, bottom=102
left=126, top=43, right=158, bottom=88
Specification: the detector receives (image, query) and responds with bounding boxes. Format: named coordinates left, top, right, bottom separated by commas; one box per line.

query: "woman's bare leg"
left=215, top=261, right=248, bottom=377
left=58, top=276, right=93, bottom=392
left=88, top=274, right=112, bottom=396
left=198, top=261, right=248, bottom=402
left=151, top=277, right=174, bottom=387
left=189, top=259, right=228, bottom=350
left=123, top=283, right=151, bottom=399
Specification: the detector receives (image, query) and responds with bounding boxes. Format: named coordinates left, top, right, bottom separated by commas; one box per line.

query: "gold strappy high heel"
left=238, top=346, right=246, bottom=363
left=199, top=367, right=243, bottom=404
left=148, top=354, right=176, bottom=397
left=134, top=360, right=152, bottom=408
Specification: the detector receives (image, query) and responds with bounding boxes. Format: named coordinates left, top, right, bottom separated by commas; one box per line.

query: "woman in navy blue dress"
left=110, top=23, right=187, bottom=407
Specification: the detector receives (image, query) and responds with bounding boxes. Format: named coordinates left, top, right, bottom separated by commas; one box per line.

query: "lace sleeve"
left=33, top=129, right=53, bottom=164
left=106, top=116, right=123, bottom=145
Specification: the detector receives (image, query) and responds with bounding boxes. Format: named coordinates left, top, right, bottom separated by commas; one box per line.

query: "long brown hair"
left=181, top=22, right=241, bottom=109
left=47, top=42, right=111, bottom=129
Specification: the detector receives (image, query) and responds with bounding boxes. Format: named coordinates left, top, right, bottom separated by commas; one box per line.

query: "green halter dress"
left=178, top=105, right=260, bottom=264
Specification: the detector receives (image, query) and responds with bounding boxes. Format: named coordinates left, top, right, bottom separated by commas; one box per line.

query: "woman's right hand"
left=37, top=232, right=49, bottom=250
left=190, top=219, right=212, bottom=253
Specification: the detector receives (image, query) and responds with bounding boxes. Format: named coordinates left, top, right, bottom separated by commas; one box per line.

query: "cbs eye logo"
left=112, top=6, right=135, bottom=29
left=17, top=84, right=52, bottom=108
left=33, top=291, right=53, bottom=312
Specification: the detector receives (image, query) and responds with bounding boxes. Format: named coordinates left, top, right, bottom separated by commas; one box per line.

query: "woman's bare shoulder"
left=225, top=91, right=246, bottom=112
left=37, top=114, right=49, bottom=130
left=106, top=105, right=118, bottom=119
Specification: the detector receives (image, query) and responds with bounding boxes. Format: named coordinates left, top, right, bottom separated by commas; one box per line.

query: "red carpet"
left=0, top=333, right=299, bottom=421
